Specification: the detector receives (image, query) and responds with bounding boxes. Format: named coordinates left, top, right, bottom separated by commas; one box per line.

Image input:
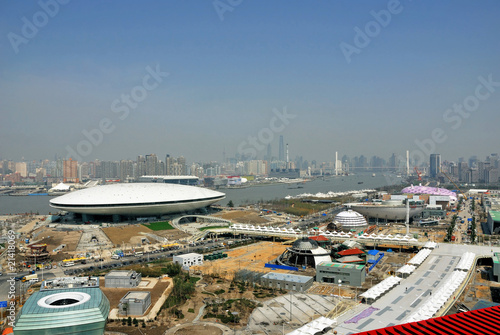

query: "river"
left=0, top=173, right=403, bottom=215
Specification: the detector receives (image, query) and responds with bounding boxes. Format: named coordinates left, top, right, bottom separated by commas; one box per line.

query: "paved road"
left=0, top=270, right=56, bottom=301
left=332, top=242, right=497, bottom=334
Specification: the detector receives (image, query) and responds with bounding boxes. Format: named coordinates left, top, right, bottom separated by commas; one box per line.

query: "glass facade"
left=14, top=287, right=110, bottom=335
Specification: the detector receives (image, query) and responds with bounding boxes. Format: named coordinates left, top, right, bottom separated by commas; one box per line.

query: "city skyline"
left=1, top=2, right=500, bottom=163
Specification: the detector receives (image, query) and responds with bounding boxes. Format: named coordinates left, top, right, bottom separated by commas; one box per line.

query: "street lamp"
left=336, top=279, right=342, bottom=318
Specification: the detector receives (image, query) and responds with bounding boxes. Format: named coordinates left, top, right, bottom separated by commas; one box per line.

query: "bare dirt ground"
left=460, top=267, right=500, bottom=308
left=153, top=229, right=191, bottom=241
left=100, top=277, right=170, bottom=312
left=174, top=325, right=222, bottom=335
left=308, top=283, right=357, bottom=298
left=31, top=226, right=82, bottom=252
left=106, top=323, right=170, bottom=335
left=191, top=241, right=289, bottom=280
left=102, top=225, right=154, bottom=247
left=18, top=216, right=46, bottom=234
left=212, top=210, right=269, bottom=224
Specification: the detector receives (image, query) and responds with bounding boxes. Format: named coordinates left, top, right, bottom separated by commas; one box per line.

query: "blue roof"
left=367, top=250, right=380, bottom=255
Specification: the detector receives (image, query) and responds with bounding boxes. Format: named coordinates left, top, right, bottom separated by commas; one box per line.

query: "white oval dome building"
left=334, top=209, right=368, bottom=229
left=49, top=183, right=225, bottom=217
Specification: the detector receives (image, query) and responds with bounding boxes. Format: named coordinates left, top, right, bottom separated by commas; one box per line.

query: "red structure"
left=26, top=243, right=50, bottom=265
left=337, top=248, right=365, bottom=257
left=353, top=305, right=500, bottom=335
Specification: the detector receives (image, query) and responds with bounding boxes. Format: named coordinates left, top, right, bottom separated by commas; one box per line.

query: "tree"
left=227, top=200, right=234, bottom=207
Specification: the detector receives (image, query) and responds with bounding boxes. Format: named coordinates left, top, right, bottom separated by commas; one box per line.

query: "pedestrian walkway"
left=331, top=243, right=498, bottom=334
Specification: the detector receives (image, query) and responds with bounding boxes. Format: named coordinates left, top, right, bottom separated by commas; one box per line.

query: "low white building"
left=173, top=253, right=203, bottom=269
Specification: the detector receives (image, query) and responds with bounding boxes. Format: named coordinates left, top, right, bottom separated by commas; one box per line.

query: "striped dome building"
left=331, top=209, right=368, bottom=230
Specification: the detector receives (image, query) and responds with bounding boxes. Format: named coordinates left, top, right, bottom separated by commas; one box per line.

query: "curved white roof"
left=334, top=209, right=367, bottom=227
left=51, top=183, right=223, bottom=206
left=49, top=183, right=225, bottom=216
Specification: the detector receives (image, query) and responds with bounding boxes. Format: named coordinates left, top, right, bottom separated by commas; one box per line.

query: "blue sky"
left=1, top=0, right=499, bottom=164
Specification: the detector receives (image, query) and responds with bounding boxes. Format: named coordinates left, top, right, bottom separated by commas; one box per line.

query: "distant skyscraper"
left=429, top=154, right=441, bottom=178
left=145, top=154, right=158, bottom=175
left=278, top=135, right=284, bottom=162
left=266, top=144, right=271, bottom=162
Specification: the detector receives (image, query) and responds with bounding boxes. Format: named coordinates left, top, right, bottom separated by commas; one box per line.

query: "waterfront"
left=0, top=173, right=403, bottom=215
left=219, top=173, right=402, bottom=206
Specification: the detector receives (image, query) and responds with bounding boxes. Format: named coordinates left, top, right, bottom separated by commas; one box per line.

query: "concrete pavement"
left=331, top=243, right=497, bottom=334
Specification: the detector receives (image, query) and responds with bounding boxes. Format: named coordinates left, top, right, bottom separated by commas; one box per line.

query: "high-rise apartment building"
left=429, top=154, right=441, bottom=178
left=63, top=159, right=79, bottom=183
left=15, top=162, right=27, bottom=177
left=165, top=155, right=187, bottom=176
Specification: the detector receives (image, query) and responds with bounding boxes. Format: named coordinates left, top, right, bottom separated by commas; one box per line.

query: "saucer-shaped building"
left=277, top=238, right=331, bottom=269
left=49, top=183, right=225, bottom=217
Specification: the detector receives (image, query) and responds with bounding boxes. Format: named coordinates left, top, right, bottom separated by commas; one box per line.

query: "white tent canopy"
left=50, top=182, right=70, bottom=191
left=359, top=276, right=402, bottom=301
left=423, top=241, right=438, bottom=249
left=405, top=270, right=468, bottom=323
left=396, top=264, right=416, bottom=275
left=455, top=252, right=476, bottom=271
left=408, top=248, right=432, bottom=266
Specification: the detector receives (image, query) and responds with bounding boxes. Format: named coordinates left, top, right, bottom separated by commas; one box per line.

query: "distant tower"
left=266, top=144, right=271, bottom=162
left=406, top=150, right=410, bottom=176
left=286, top=143, right=289, bottom=165
left=335, top=151, right=338, bottom=176
left=429, top=154, right=441, bottom=178
left=279, top=135, right=285, bottom=162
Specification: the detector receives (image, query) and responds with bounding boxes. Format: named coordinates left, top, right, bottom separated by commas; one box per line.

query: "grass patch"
left=199, top=225, right=229, bottom=231
left=142, top=221, right=174, bottom=231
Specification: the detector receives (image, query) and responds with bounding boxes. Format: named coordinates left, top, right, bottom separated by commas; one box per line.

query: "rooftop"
left=122, top=291, right=150, bottom=301
left=41, top=276, right=99, bottom=291
left=105, top=270, right=136, bottom=278
left=318, top=262, right=364, bottom=270
left=14, top=287, right=109, bottom=333
left=50, top=183, right=225, bottom=206
left=174, top=252, right=203, bottom=259
left=337, top=248, right=365, bottom=256
left=490, top=211, right=500, bottom=222
left=261, top=272, right=313, bottom=283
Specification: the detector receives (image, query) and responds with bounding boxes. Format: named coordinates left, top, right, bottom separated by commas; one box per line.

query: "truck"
left=22, top=274, right=38, bottom=282
left=111, top=254, right=122, bottom=260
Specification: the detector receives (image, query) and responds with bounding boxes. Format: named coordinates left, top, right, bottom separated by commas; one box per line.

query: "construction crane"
left=439, top=167, right=467, bottom=200
left=413, top=167, right=422, bottom=181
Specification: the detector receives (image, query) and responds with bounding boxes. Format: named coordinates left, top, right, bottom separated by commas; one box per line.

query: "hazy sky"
left=1, top=1, right=500, bottom=164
